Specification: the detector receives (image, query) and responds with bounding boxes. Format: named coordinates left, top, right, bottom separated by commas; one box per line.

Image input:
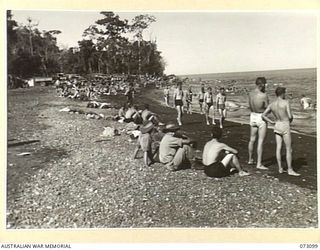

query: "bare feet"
left=288, top=169, right=300, bottom=176
left=278, top=168, right=287, bottom=174
left=239, top=171, right=250, bottom=177
left=256, top=165, right=269, bottom=170
left=248, top=160, right=256, bottom=165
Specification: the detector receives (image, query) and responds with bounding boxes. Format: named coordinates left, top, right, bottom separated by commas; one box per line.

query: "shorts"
left=175, top=99, right=183, bottom=106
left=274, top=121, right=290, bottom=136
left=199, top=99, right=204, bottom=103
left=139, top=133, right=152, bottom=152
left=204, top=162, right=231, bottom=178
left=217, top=104, right=226, bottom=110
left=250, top=112, right=266, bottom=128
left=206, top=102, right=213, bottom=108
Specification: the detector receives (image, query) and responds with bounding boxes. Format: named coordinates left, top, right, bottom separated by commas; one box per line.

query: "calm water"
left=179, top=68, right=317, bottom=137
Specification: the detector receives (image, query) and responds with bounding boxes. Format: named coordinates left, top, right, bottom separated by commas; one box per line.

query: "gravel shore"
left=7, top=87, right=317, bottom=228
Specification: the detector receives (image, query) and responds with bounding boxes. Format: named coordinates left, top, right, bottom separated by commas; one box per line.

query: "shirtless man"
left=216, top=87, right=227, bottom=129
left=203, top=127, right=250, bottom=178
left=173, top=83, right=184, bottom=126
left=204, top=87, right=216, bottom=125
left=262, top=87, right=300, bottom=176
left=248, top=77, right=269, bottom=170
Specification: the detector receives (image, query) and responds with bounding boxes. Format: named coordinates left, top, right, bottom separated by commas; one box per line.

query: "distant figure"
left=185, top=86, right=193, bottom=114
left=159, top=123, right=194, bottom=171
left=125, top=83, right=135, bottom=105
left=203, top=127, right=250, bottom=178
left=262, top=87, right=300, bottom=176
left=198, top=84, right=205, bottom=114
left=216, top=87, right=227, bottom=129
left=300, top=94, right=312, bottom=110
left=173, top=83, right=184, bottom=126
left=248, top=77, right=269, bottom=170
left=204, top=87, right=216, bottom=125
left=164, top=85, right=170, bottom=107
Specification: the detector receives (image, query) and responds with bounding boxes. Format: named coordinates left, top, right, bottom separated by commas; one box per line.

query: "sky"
left=11, top=11, right=317, bottom=75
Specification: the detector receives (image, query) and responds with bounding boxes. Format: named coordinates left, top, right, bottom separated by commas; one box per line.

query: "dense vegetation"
left=7, top=11, right=165, bottom=80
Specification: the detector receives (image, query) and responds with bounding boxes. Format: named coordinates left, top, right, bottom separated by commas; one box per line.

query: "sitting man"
left=159, top=122, right=195, bottom=171
left=203, top=127, right=250, bottom=178
left=124, top=104, right=142, bottom=124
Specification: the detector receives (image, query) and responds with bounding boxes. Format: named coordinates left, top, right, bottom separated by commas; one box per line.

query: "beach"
left=6, top=85, right=317, bottom=228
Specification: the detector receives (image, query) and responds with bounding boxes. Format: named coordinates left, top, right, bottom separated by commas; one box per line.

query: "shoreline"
left=7, top=86, right=317, bottom=228
left=131, top=87, right=317, bottom=191
left=150, top=87, right=316, bottom=138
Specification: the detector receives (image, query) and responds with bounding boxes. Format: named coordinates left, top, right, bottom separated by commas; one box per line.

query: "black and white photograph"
left=6, top=10, right=317, bottom=229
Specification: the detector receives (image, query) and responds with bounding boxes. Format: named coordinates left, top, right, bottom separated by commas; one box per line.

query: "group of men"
left=164, top=83, right=227, bottom=128
left=153, top=76, right=301, bottom=178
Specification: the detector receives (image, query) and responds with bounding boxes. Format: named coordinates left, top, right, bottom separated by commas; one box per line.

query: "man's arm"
left=262, top=104, right=275, bottom=124
left=221, top=143, right=238, bottom=154
left=286, top=101, right=293, bottom=123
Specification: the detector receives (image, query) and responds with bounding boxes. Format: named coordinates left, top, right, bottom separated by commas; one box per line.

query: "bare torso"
left=270, top=99, right=292, bottom=122
left=202, top=139, right=225, bottom=166
left=249, top=89, right=268, bottom=113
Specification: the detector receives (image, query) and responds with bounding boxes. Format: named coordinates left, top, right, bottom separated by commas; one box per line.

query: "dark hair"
left=211, top=127, right=222, bottom=139
left=220, top=87, right=225, bottom=91
left=255, top=77, right=266, bottom=85
left=275, top=87, right=286, bottom=97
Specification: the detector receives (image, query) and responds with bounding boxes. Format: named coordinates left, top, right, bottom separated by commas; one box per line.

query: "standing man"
left=204, top=87, right=216, bottom=125
left=125, top=83, right=135, bottom=105
left=173, top=82, right=184, bottom=126
left=216, top=87, right=227, bottom=129
left=262, top=87, right=300, bottom=176
left=248, top=77, right=269, bottom=170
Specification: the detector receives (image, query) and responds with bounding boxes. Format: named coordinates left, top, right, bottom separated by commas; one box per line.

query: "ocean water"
left=179, top=68, right=317, bottom=137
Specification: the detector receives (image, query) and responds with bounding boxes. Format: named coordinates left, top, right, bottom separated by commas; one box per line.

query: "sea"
left=180, top=68, right=317, bottom=137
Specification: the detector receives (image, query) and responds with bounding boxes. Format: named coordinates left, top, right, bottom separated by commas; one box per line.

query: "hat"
left=140, top=121, right=154, bottom=134
left=163, top=122, right=180, bottom=133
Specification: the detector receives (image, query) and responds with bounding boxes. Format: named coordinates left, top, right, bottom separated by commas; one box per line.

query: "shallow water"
left=179, top=68, right=316, bottom=137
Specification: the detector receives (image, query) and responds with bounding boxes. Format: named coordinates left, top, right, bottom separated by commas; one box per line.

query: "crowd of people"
left=55, top=73, right=302, bottom=178
left=133, top=76, right=302, bottom=178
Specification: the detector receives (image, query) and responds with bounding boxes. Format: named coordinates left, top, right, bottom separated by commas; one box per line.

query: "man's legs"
left=275, top=133, right=284, bottom=173
left=283, top=133, right=300, bottom=176
left=256, top=124, right=268, bottom=170
left=248, top=126, right=258, bottom=164
left=176, top=105, right=182, bottom=126
left=221, top=153, right=250, bottom=176
left=205, top=105, right=210, bottom=125
left=167, top=145, right=194, bottom=171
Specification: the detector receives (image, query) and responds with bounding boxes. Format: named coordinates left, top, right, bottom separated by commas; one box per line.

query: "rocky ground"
left=6, top=86, right=317, bottom=228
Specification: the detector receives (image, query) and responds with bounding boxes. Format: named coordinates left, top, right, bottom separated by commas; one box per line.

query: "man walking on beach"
left=248, top=77, right=269, bottom=170
left=204, top=87, right=216, bottom=125
left=216, top=87, right=227, bottom=129
left=262, top=87, right=300, bottom=176
left=159, top=123, right=194, bottom=171
left=203, top=127, right=250, bottom=178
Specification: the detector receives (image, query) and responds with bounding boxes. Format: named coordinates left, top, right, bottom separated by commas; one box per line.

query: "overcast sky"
left=11, top=11, right=317, bottom=75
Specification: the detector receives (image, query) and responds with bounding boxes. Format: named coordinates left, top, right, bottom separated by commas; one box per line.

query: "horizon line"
left=176, top=67, right=316, bottom=77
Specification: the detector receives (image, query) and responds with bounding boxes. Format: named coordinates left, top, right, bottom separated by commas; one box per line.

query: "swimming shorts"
left=206, top=102, right=213, bottom=108
left=217, top=104, right=225, bottom=110
left=250, top=112, right=267, bottom=128
left=274, top=121, right=290, bottom=136
left=175, top=99, right=183, bottom=106
left=204, top=162, right=231, bottom=178
left=199, top=99, right=204, bottom=103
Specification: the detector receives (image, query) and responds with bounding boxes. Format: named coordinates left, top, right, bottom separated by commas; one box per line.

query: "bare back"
left=270, top=99, right=292, bottom=122
left=249, top=89, right=268, bottom=113
left=202, top=140, right=226, bottom=166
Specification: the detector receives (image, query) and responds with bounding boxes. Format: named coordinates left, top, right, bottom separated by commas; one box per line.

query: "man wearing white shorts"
left=248, top=77, right=269, bottom=170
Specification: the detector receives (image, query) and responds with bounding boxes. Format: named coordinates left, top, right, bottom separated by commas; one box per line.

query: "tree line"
left=7, top=11, right=166, bottom=80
